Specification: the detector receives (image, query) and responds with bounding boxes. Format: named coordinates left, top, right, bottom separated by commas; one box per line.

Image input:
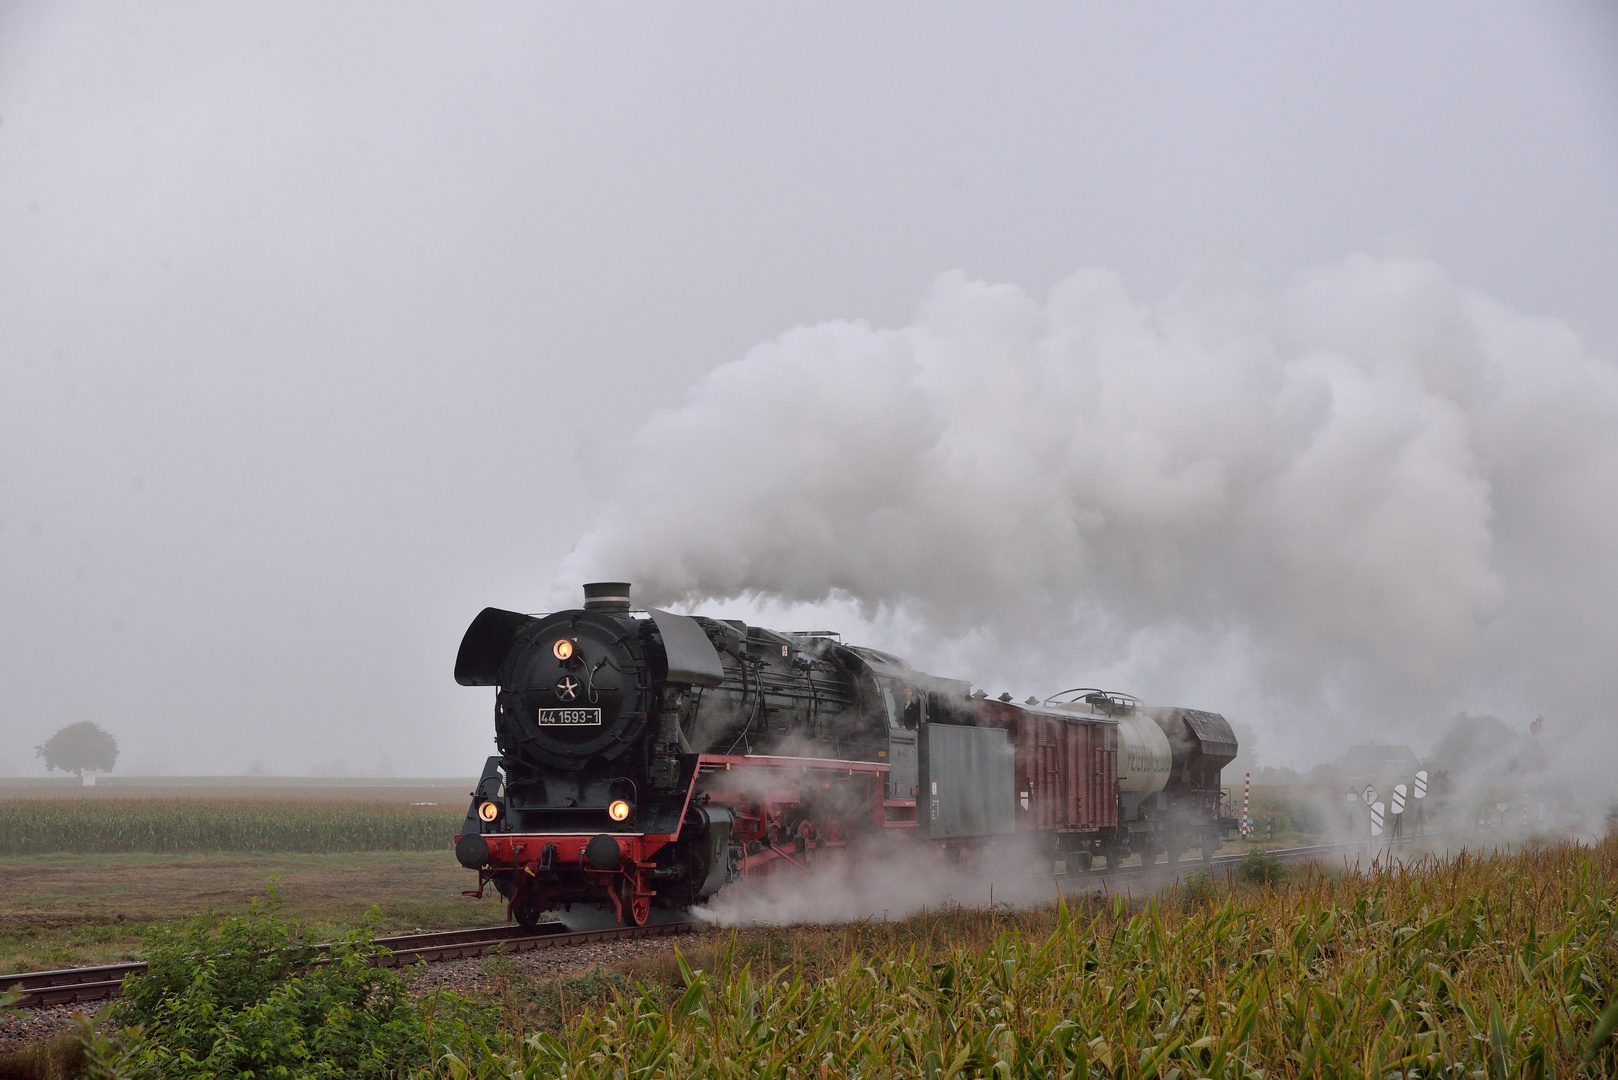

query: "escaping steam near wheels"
left=556, top=253, right=1618, bottom=780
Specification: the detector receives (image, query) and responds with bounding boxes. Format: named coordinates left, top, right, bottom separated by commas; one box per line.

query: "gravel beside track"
left=0, top=1001, right=97, bottom=1054
left=404, top=930, right=703, bottom=1000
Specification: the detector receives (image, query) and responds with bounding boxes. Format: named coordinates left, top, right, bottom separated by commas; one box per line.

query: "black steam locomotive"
left=453, top=582, right=1237, bottom=926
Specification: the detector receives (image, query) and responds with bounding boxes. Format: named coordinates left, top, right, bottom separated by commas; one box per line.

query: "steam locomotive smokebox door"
left=919, top=723, right=1015, bottom=839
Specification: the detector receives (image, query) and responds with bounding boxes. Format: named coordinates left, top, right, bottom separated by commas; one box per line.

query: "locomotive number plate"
left=537, top=708, right=602, bottom=726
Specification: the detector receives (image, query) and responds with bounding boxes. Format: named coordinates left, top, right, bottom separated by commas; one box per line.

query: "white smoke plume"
left=556, top=254, right=1618, bottom=774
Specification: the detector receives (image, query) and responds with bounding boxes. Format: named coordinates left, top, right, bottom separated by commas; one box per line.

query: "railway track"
left=1058, top=837, right=1433, bottom=884
left=0, top=919, right=692, bottom=1010
left=1051, top=833, right=1478, bottom=894
left=0, top=835, right=1474, bottom=1011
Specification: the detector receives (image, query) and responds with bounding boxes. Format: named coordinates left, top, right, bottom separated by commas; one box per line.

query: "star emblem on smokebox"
left=555, top=676, right=581, bottom=701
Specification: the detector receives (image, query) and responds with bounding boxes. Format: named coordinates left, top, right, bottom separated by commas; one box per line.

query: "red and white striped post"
left=1243, top=771, right=1251, bottom=838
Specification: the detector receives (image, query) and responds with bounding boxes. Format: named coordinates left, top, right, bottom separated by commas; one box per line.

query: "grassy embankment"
left=0, top=793, right=491, bottom=973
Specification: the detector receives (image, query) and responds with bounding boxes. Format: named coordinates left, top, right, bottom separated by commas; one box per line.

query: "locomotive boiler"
left=453, top=582, right=1237, bottom=926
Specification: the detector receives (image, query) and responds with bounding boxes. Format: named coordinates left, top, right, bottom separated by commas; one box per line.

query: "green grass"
left=434, top=838, right=1618, bottom=1077
left=0, top=800, right=465, bottom=855
left=0, top=852, right=500, bottom=973
left=12, top=839, right=1617, bottom=1076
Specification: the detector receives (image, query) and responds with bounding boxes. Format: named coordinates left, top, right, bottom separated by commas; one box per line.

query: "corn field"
left=431, top=840, right=1618, bottom=1078
left=0, top=798, right=465, bottom=854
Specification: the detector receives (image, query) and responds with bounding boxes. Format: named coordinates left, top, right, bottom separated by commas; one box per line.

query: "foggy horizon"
left=2, top=4, right=1615, bottom=784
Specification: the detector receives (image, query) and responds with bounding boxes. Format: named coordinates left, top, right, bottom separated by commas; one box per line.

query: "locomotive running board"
left=698, top=753, right=889, bottom=775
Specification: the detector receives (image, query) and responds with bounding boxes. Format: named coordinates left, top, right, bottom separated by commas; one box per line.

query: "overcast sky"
left=2, top=3, right=1615, bottom=777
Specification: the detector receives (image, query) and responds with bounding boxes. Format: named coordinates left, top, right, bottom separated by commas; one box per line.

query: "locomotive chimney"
left=582, top=581, right=632, bottom=614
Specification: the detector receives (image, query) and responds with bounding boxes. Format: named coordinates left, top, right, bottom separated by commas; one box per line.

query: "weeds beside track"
left=9, top=839, right=1618, bottom=1076
left=444, top=839, right=1618, bottom=1078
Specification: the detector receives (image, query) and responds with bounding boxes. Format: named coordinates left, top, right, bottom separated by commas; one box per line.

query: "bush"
left=1178, top=869, right=1217, bottom=908
left=90, top=888, right=485, bottom=1079
left=1281, top=795, right=1324, bottom=835
left=1238, top=845, right=1285, bottom=885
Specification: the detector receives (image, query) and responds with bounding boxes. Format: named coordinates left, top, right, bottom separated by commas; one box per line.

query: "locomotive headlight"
left=552, top=639, right=574, bottom=661
left=477, top=800, right=502, bottom=823
left=607, top=799, right=632, bottom=823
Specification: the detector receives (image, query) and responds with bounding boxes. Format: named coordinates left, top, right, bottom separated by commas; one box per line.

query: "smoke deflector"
left=648, top=608, right=725, bottom=687
left=455, top=607, right=536, bottom=686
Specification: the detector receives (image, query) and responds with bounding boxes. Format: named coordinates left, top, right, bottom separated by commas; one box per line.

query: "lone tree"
left=36, top=721, right=119, bottom=777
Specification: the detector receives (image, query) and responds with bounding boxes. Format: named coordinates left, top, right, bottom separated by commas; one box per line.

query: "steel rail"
left=1055, top=832, right=1492, bottom=887
left=1, top=920, right=692, bottom=1010
left=1036, top=839, right=1359, bottom=886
